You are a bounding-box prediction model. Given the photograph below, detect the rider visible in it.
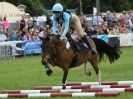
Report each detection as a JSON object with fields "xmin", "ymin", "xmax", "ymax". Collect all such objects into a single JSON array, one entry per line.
[{"xmin": 52, "ymin": 3, "xmax": 97, "ymax": 54}]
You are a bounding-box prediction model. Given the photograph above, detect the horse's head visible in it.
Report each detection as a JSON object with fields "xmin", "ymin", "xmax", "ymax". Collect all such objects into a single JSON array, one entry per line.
[
  {"xmin": 48, "ymin": 34, "xmax": 60, "ymax": 47},
  {"xmin": 40, "ymin": 34, "xmax": 65, "ymax": 56},
  {"xmin": 39, "ymin": 36, "xmax": 49, "ymax": 56}
]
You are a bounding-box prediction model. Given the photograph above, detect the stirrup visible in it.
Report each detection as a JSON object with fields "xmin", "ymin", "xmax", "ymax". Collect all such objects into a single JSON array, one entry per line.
[{"xmin": 90, "ymin": 48, "xmax": 97, "ymax": 55}]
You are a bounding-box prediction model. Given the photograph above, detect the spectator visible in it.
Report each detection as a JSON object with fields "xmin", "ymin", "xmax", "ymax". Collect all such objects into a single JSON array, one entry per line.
[
  {"xmin": 106, "ymin": 11, "xmax": 113, "ymax": 24},
  {"xmin": 118, "ymin": 15, "xmax": 125, "ymax": 26},
  {"xmin": 92, "ymin": 12, "xmax": 103, "ymax": 35},
  {"xmin": 22, "ymin": 32, "xmax": 29, "ymax": 41},
  {"xmin": 78, "ymin": 12, "xmax": 87, "ymax": 25},
  {"xmin": 17, "ymin": 29, "xmax": 23, "ymax": 40},
  {"xmin": 102, "ymin": 14, "xmax": 107, "ymax": 22},
  {"xmin": 32, "ymin": 16, "xmax": 38, "ymax": 27},
  {"xmin": 0, "ymin": 17, "xmax": 2, "ymax": 32},
  {"xmin": 46, "ymin": 12, "xmax": 52, "ymax": 29},
  {"xmin": 32, "ymin": 30, "xmax": 40, "ymax": 40},
  {"xmin": 9, "ymin": 28, "xmax": 19, "ymax": 41},
  {"xmin": 39, "ymin": 28, "xmax": 45, "ymax": 38},
  {"xmin": 119, "ymin": 24, "xmax": 128, "ymax": 34},
  {"xmin": 97, "ymin": 25, "xmax": 104, "ymax": 35},
  {"xmin": 112, "ymin": 25, "xmax": 120, "ymax": 35},
  {"xmin": 0, "ymin": 17, "xmax": 2, "ymax": 21},
  {"xmin": 22, "ymin": 27, "xmax": 33, "ymax": 41},
  {"xmin": 2, "ymin": 17, "xmax": 9, "ymax": 34},
  {"xmin": 20, "ymin": 16, "xmax": 26, "ymax": 31},
  {"xmin": 102, "ymin": 22, "xmax": 109, "ymax": 35},
  {"xmin": 112, "ymin": 12, "xmax": 118, "ymax": 26},
  {"xmin": 108, "ymin": 22, "xmax": 114, "ymax": 34},
  {"xmin": 92, "ymin": 12, "xmax": 103, "ymax": 26},
  {"xmin": 125, "ymin": 16, "xmax": 133, "ymax": 31},
  {"xmin": 85, "ymin": 25, "xmax": 94, "ymax": 36},
  {"xmin": 0, "ymin": 32, "xmax": 7, "ymax": 41},
  {"xmin": 27, "ymin": 17, "xmax": 33, "ymax": 28}
]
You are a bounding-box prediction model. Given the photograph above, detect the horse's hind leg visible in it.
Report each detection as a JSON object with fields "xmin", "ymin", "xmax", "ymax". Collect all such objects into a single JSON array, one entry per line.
[
  {"xmin": 84, "ymin": 61, "xmax": 91, "ymax": 76},
  {"xmin": 89, "ymin": 55, "xmax": 101, "ymax": 85}
]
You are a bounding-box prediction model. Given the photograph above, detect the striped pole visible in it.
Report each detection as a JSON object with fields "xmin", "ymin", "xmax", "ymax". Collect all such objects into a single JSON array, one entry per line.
[
  {"xmin": 0, "ymin": 92, "xmax": 120, "ymax": 98},
  {"xmin": 34, "ymin": 85, "xmax": 133, "ymax": 90},
  {"xmin": 1, "ymin": 88, "xmax": 133, "ymax": 94},
  {"xmin": 66, "ymin": 81, "xmax": 133, "ymax": 86}
]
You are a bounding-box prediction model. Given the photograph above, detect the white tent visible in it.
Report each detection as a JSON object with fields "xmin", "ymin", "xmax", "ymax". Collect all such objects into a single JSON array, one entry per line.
[{"xmin": 0, "ymin": 2, "xmax": 21, "ymax": 21}]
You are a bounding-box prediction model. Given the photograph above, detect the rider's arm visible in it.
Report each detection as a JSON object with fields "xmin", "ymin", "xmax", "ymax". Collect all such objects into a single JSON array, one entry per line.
[
  {"xmin": 61, "ymin": 13, "xmax": 71, "ymax": 37},
  {"xmin": 52, "ymin": 16, "xmax": 57, "ymax": 34}
]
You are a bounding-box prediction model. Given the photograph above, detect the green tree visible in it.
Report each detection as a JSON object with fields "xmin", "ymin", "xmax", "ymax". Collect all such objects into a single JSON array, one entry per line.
[
  {"xmin": 25, "ymin": 0, "xmax": 44, "ymax": 16},
  {"xmin": 1, "ymin": 0, "xmax": 133, "ymax": 15}
]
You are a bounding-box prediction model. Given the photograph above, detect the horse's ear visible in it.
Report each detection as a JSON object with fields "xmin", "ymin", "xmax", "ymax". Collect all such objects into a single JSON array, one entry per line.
[
  {"xmin": 39, "ymin": 37, "xmax": 45, "ymax": 41},
  {"xmin": 39, "ymin": 36, "xmax": 50, "ymax": 41}
]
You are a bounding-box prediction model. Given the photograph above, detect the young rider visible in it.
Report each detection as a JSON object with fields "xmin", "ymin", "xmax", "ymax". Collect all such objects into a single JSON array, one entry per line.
[{"xmin": 52, "ymin": 3, "xmax": 97, "ymax": 54}]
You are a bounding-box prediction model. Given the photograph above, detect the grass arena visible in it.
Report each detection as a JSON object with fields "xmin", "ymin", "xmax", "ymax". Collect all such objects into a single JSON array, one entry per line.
[{"xmin": 0, "ymin": 47, "xmax": 133, "ymax": 99}]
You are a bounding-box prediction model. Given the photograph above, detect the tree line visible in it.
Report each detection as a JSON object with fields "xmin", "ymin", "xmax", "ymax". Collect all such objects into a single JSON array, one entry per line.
[{"xmin": 1, "ymin": 0, "xmax": 133, "ymax": 16}]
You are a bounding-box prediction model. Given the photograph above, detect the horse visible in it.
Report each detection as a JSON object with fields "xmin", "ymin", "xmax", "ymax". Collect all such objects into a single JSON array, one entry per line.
[{"xmin": 40, "ymin": 34, "xmax": 121, "ymax": 89}]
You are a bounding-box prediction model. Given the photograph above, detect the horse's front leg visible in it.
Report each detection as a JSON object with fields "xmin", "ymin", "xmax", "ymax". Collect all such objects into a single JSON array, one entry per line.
[
  {"xmin": 41, "ymin": 60, "xmax": 53, "ymax": 76},
  {"xmin": 62, "ymin": 69, "xmax": 68, "ymax": 89}
]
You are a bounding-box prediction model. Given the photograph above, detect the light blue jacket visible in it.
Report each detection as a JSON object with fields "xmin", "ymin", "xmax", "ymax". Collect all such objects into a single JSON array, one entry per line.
[{"xmin": 52, "ymin": 11, "xmax": 72, "ymax": 37}]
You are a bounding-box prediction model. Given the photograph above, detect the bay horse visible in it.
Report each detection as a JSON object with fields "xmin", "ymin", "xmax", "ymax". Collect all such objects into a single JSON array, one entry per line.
[{"xmin": 40, "ymin": 34, "xmax": 121, "ymax": 89}]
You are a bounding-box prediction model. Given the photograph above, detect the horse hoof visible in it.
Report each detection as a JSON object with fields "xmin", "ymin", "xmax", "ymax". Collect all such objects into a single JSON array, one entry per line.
[
  {"xmin": 85, "ymin": 71, "xmax": 91, "ymax": 76},
  {"xmin": 88, "ymin": 71, "xmax": 91, "ymax": 76},
  {"xmin": 62, "ymin": 85, "xmax": 66, "ymax": 89},
  {"xmin": 46, "ymin": 69, "xmax": 53, "ymax": 76}
]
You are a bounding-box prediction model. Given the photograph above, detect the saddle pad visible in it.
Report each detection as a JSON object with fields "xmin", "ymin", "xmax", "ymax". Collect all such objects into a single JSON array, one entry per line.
[
  {"xmin": 66, "ymin": 41, "xmax": 70, "ymax": 49},
  {"xmin": 76, "ymin": 40, "xmax": 88, "ymax": 50}
]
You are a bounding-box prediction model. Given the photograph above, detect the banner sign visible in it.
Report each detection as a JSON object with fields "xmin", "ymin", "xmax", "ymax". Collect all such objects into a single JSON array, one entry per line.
[
  {"xmin": 96, "ymin": 35, "xmax": 109, "ymax": 43},
  {"xmin": 127, "ymin": 33, "xmax": 133, "ymax": 46},
  {"xmin": 120, "ymin": 34, "xmax": 129, "ymax": 46},
  {"xmin": 22, "ymin": 40, "xmax": 42, "ymax": 55}
]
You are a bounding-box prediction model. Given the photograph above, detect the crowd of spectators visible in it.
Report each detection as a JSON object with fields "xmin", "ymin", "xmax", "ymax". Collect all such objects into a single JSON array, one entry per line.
[
  {"xmin": 1, "ymin": 10, "xmax": 133, "ymax": 42},
  {"xmin": 79, "ymin": 10, "xmax": 133, "ymax": 36},
  {"xmin": 0, "ymin": 13, "xmax": 52, "ymax": 42}
]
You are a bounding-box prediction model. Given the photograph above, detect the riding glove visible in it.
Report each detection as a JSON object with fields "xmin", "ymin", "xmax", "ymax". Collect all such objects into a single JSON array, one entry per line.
[{"xmin": 59, "ymin": 35, "xmax": 67, "ymax": 41}]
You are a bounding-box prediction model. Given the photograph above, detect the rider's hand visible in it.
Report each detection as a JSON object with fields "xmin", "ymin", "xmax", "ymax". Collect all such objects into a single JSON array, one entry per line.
[
  {"xmin": 59, "ymin": 35, "xmax": 67, "ymax": 42},
  {"xmin": 59, "ymin": 35, "xmax": 65, "ymax": 41}
]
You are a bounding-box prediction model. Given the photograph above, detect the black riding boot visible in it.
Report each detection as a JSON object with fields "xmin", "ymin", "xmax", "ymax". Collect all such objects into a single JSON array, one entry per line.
[{"xmin": 82, "ymin": 35, "xmax": 97, "ymax": 55}]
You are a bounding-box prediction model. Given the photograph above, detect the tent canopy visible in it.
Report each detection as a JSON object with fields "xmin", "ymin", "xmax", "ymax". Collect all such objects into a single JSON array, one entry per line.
[{"xmin": 0, "ymin": 2, "xmax": 21, "ymax": 21}]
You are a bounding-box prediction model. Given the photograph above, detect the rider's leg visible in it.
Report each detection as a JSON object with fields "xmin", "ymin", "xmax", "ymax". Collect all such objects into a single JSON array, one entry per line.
[
  {"xmin": 82, "ymin": 35, "xmax": 97, "ymax": 54},
  {"xmin": 72, "ymin": 15, "xmax": 97, "ymax": 54},
  {"xmin": 66, "ymin": 33, "xmax": 78, "ymax": 53}
]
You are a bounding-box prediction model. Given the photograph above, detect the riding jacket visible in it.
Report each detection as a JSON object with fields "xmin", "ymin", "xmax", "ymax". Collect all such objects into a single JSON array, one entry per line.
[{"xmin": 52, "ymin": 11, "xmax": 72, "ymax": 37}]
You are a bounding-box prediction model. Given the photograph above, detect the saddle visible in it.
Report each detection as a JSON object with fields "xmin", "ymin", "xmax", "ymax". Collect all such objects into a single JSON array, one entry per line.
[
  {"xmin": 67, "ymin": 36, "xmax": 89, "ymax": 68},
  {"xmin": 66, "ymin": 33, "xmax": 89, "ymax": 67},
  {"xmin": 66, "ymin": 34, "xmax": 88, "ymax": 53},
  {"xmin": 74, "ymin": 40, "xmax": 88, "ymax": 51}
]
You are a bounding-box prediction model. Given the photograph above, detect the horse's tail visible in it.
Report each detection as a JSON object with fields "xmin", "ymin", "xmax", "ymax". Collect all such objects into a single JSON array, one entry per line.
[{"xmin": 92, "ymin": 37, "xmax": 121, "ymax": 63}]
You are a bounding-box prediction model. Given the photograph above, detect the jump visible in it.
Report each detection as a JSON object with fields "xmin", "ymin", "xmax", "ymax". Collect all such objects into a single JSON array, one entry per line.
[{"xmin": 40, "ymin": 3, "xmax": 121, "ymax": 89}]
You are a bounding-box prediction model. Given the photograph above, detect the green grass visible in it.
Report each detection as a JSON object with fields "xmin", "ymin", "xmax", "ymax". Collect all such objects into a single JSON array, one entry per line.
[{"xmin": 0, "ymin": 47, "xmax": 133, "ymax": 99}]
